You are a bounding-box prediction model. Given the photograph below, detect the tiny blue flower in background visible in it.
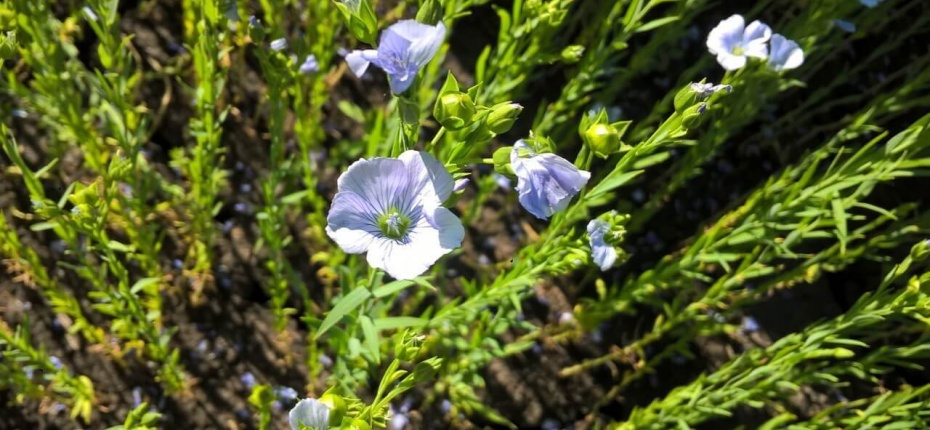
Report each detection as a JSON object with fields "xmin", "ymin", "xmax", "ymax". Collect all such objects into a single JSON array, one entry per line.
[
  {"xmin": 860, "ymin": 0, "xmax": 882, "ymax": 7},
  {"xmin": 510, "ymin": 140, "xmax": 590, "ymax": 220},
  {"xmin": 706, "ymin": 14, "xmax": 771, "ymax": 70},
  {"xmin": 587, "ymin": 219, "xmax": 617, "ymax": 271},
  {"xmin": 767, "ymin": 34, "xmax": 804, "ymax": 72},
  {"xmin": 49, "ymin": 355, "xmax": 63, "ymax": 369},
  {"xmin": 741, "ymin": 316, "xmax": 760, "ymax": 332},
  {"xmin": 275, "ymin": 386, "xmax": 299, "ymax": 401},
  {"xmin": 453, "ymin": 178, "xmax": 470, "ymax": 192},
  {"xmin": 834, "ymin": 20, "xmax": 856, "ymax": 33},
  {"xmin": 289, "ymin": 398, "xmax": 331, "ymax": 430},
  {"xmin": 270, "ymin": 38, "xmax": 288, "ymax": 52},
  {"xmin": 240, "ymin": 372, "xmax": 256, "ymax": 389},
  {"xmin": 345, "ymin": 20, "xmax": 447, "ymax": 94},
  {"xmin": 326, "ymin": 151, "xmax": 464, "ymax": 280},
  {"xmin": 299, "ymin": 55, "xmax": 320, "ymax": 74}
]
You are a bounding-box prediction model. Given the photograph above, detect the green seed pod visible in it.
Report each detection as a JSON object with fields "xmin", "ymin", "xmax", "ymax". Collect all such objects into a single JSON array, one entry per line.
[{"xmin": 434, "ymin": 93, "xmax": 476, "ymax": 130}]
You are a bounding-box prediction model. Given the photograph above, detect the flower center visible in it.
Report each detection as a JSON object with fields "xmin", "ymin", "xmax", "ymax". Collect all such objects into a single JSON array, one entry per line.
[
  {"xmin": 377, "ymin": 209, "xmax": 412, "ymax": 240},
  {"xmin": 730, "ymin": 45, "xmax": 745, "ymax": 56}
]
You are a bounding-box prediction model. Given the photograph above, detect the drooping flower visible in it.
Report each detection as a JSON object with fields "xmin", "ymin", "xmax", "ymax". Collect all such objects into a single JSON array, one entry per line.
[
  {"xmin": 706, "ymin": 14, "xmax": 771, "ymax": 71},
  {"xmin": 345, "ymin": 20, "xmax": 446, "ymax": 94},
  {"xmin": 289, "ymin": 398, "xmax": 330, "ymax": 430},
  {"xmin": 510, "ymin": 140, "xmax": 590, "ymax": 220},
  {"xmin": 326, "ymin": 151, "xmax": 464, "ymax": 280},
  {"xmin": 767, "ymin": 34, "xmax": 804, "ymax": 72},
  {"xmin": 587, "ymin": 219, "xmax": 617, "ymax": 271}
]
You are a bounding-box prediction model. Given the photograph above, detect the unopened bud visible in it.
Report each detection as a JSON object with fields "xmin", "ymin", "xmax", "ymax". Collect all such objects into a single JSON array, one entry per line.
[
  {"xmin": 485, "ymin": 102, "xmax": 523, "ymax": 134},
  {"xmin": 492, "ymin": 146, "xmax": 515, "ymax": 177},
  {"xmin": 560, "ymin": 45, "xmax": 584, "ymax": 63},
  {"xmin": 434, "ymin": 93, "xmax": 476, "ymax": 130},
  {"xmin": 583, "ymin": 123, "xmax": 620, "ymax": 158},
  {"xmin": 680, "ymin": 103, "xmax": 707, "ymax": 129}
]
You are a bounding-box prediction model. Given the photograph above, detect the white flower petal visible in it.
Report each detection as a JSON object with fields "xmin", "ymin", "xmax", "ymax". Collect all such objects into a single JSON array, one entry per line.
[
  {"xmin": 716, "ymin": 52, "xmax": 747, "ymax": 71},
  {"xmin": 706, "ymin": 14, "xmax": 745, "ymax": 55},
  {"xmin": 366, "ymin": 207, "xmax": 463, "ymax": 280},
  {"xmin": 743, "ymin": 20, "xmax": 772, "ymax": 45},
  {"xmin": 345, "ymin": 49, "xmax": 377, "ymax": 77},
  {"xmin": 288, "ymin": 399, "xmax": 330, "ymax": 430}
]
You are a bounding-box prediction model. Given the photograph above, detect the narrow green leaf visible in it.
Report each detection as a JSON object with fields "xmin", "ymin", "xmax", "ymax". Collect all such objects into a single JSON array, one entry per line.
[{"xmin": 316, "ymin": 287, "xmax": 371, "ymax": 338}]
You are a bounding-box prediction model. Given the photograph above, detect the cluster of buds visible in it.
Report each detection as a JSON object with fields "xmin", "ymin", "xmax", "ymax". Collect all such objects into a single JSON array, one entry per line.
[{"xmin": 434, "ymin": 73, "xmax": 523, "ymax": 140}]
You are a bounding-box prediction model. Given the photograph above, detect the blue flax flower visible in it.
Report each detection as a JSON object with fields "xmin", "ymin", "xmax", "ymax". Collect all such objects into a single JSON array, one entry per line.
[
  {"xmin": 289, "ymin": 398, "xmax": 330, "ymax": 430},
  {"xmin": 767, "ymin": 34, "xmax": 804, "ymax": 72},
  {"xmin": 587, "ymin": 219, "xmax": 617, "ymax": 271},
  {"xmin": 510, "ymin": 140, "xmax": 590, "ymax": 220},
  {"xmin": 299, "ymin": 54, "xmax": 320, "ymax": 74},
  {"xmin": 706, "ymin": 14, "xmax": 771, "ymax": 71},
  {"xmin": 326, "ymin": 151, "xmax": 464, "ymax": 280},
  {"xmin": 345, "ymin": 20, "xmax": 446, "ymax": 94}
]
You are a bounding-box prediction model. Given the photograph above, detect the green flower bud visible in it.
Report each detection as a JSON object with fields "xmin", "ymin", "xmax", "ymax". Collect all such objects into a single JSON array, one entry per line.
[
  {"xmin": 560, "ymin": 45, "xmax": 584, "ymax": 63},
  {"xmin": 680, "ymin": 103, "xmax": 707, "ymax": 130},
  {"xmin": 485, "ymin": 102, "xmax": 523, "ymax": 134},
  {"xmin": 434, "ymin": 92, "xmax": 476, "ymax": 130},
  {"xmin": 583, "ymin": 123, "xmax": 620, "ymax": 158},
  {"xmin": 492, "ymin": 145, "xmax": 514, "ymax": 177},
  {"xmin": 319, "ymin": 394, "xmax": 347, "ymax": 426},
  {"xmin": 673, "ymin": 83, "xmax": 700, "ymax": 112},
  {"xmin": 416, "ymin": 0, "xmax": 443, "ymax": 25}
]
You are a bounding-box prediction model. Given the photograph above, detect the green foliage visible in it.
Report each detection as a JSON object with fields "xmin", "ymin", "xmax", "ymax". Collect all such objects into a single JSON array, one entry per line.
[{"xmin": 1, "ymin": 0, "xmax": 929, "ymax": 428}]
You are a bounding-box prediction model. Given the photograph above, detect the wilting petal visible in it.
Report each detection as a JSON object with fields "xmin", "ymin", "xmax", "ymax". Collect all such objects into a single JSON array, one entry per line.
[
  {"xmin": 288, "ymin": 399, "xmax": 330, "ymax": 430},
  {"xmin": 587, "ymin": 219, "xmax": 617, "ymax": 271},
  {"xmin": 768, "ymin": 34, "xmax": 804, "ymax": 71},
  {"xmin": 706, "ymin": 14, "xmax": 744, "ymax": 56}
]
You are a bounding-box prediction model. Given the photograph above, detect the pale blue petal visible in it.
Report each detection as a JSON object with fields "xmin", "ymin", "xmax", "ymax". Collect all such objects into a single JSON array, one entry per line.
[
  {"xmin": 768, "ymin": 34, "xmax": 804, "ymax": 71},
  {"xmin": 326, "ymin": 191, "xmax": 380, "ymax": 253},
  {"xmin": 587, "ymin": 219, "xmax": 617, "ymax": 271},
  {"xmin": 346, "ymin": 50, "xmax": 376, "ymax": 77},
  {"xmin": 511, "ymin": 143, "xmax": 590, "ymax": 220},
  {"xmin": 398, "ymin": 150, "xmax": 454, "ymax": 204},
  {"xmin": 288, "ymin": 399, "xmax": 330, "ymax": 430},
  {"xmin": 375, "ymin": 20, "xmax": 445, "ymax": 93},
  {"xmin": 367, "ymin": 206, "xmax": 462, "ymax": 280},
  {"xmin": 742, "ymin": 20, "xmax": 771, "ymax": 45},
  {"xmin": 706, "ymin": 14, "xmax": 744, "ymax": 56},
  {"xmin": 335, "ymin": 156, "xmax": 409, "ymax": 215}
]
